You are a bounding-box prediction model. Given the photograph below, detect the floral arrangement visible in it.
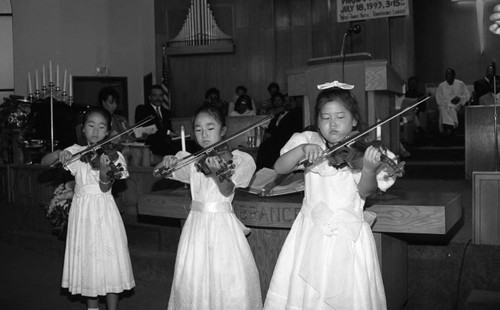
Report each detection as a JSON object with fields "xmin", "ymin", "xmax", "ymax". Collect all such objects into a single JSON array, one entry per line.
[
  {"xmin": 45, "ymin": 181, "xmax": 75, "ymax": 239},
  {"xmin": 0, "ymin": 95, "xmax": 36, "ymax": 163}
]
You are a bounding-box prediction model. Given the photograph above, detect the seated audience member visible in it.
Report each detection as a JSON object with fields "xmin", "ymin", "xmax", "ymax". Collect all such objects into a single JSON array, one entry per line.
[
  {"xmin": 435, "ymin": 68, "xmax": 470, "ymax": 143},
  {"xmin": 228, "ymin": 85, "xmax": 257, "ymax": 113},
  {"xmin": 473, "ymin": 64, "xmax": 499, "ymax": 105},
  {"xmin": 478, "ymin": 77, "xmax": 500, "ymax": 105},
  {"xmin": 98, "ymin": 87, "xmax": 130, "ymax": 142},
  {"xmin": 204, "ymin": 87, "xmax": 228, "ymax": 115},
  {"xmin": 134, "ymin": 84, "xmax": 178, "ymax": 163},
  {"xmin": 229, "ymin": 94, "xmax": 257, "ymax": 116},
  {"xmin": 263, "ymin": 92, "xmax": 286, "ymax": 116},
  {"xmin": 256, "ymin": 94, "xmax": 303, "ymax": 169},
  {"xmin": 260, "ymin": 82, "xmax": 280, "ymax": 115},
  {"xmin": 98, "ymin": 87, "xmax": 142, "ymax": 165}
]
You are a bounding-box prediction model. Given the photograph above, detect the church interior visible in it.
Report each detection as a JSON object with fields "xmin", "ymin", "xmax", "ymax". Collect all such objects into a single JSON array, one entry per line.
[{"xmin": 2, "ymin": 0, "xmax": 500, "ymax": 309}]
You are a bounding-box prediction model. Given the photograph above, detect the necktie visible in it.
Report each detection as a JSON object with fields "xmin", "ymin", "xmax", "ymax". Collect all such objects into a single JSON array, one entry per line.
[{"xmin": 156, "ymin": 106, "xmax": 162, "ymax": 119}]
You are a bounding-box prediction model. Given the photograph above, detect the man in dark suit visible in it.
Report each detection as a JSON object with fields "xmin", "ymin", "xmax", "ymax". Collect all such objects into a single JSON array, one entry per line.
[
  {"xmin": 473, "ymin": 64, "xmax": 498, "ymax": 104},
  {"xmin": 134, "ymin": 84, "xmax": 178, "ymax": 157},
  {"xmin": 256, "ymin": 94, "xmax": 303, "ymax": 169}
]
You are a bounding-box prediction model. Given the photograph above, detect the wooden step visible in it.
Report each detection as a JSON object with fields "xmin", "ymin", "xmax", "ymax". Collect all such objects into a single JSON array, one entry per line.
[{"xmin": 466, "ymin": 290, "xmax": 500, "ymax": 310}]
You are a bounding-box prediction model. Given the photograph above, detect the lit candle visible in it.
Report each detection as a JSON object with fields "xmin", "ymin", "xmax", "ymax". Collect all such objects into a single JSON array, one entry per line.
[
  {"xmin": 35, "ymin": 69, "xmax": 39, "ymax": 90},
  {"xmin": 56, "ymin": 65, "xmax": 59, "ymax": 87},
  {"xmin": 42, "ymin": 65, "xmax": 46, "ymax": 86},
  {"xmin": 69, "ymin": 74, "xmax": 72, "ymax": 96},
  {"xmin": 376, "ymin": 118, "xmax": 382, "ymax": 141},
  {"xmin": 181, "ymin": 125, "xmax": 186, "ymax": 152},
  {"xmin": 49, "ymin": 60, "xmax": 52, "ymax": 82},
  {"xmin": 63, "ymin": 70, "xmax": 67, "ymax": 92},
  {"xmin": 28, "ymin": 72, "xmax": 32, "ymax": 94}
]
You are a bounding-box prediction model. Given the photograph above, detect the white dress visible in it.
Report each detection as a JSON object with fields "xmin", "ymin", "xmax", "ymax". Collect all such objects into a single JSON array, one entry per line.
[
  {"xmin": 61, "ymin": 144, "xmax": 135, "ymax": 297},
  {"xmin": 167, "ymin": 150, "xmax": 262, "ymax": 310},
  {"xmin": 264, "ymin": 132, "xmax": 396, "ymax": 310}
]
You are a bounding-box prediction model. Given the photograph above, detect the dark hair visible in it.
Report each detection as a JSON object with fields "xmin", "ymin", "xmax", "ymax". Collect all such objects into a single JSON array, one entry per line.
[
  {"xmin": 98, "ymin": 87, "xmax": 119, "ymax": 105},
  {"xmin": 235, "ymin": 85, "xmax": 247, "ymax": 93},
  {"xmin": 204, "ymin": 87, "xmax": 220, "ymax": 99},
  {"xmin": 150, "ymin": 84, "xmax": 163, "ymax": 94},
  {"xmin": 314, "ymin": 87, "xmax": 361, "ymax": 131},
  {"xmin": 271, "ymin": 92, "xmax": 285, "ymax": 105},
  {"xmin": 267, "ymin": 82, "xmax": 280, "ymax": 93},
  {"xmin": 82, "ymin": 106, "xmax": 112, "ymax": 131},
  {"xmin": 234, "ymin": 94, "xmax": 253, "ymax": 111},
  {"xmin": 193, "ymin": 103, "xmax": 226, "ymax": 128}
]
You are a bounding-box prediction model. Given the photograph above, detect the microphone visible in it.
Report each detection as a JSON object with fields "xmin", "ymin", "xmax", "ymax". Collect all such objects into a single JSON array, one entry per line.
[
  {"xmin": 346, "ymin": 24, "xmax": 361, "ymax": 36},
  {"xmin": 492, "ymin": 59, "xmax": 496, "ymax": 76}
]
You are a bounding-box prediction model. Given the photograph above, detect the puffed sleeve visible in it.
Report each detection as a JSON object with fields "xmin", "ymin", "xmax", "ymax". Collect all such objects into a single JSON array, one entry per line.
[
  {"xmin": 230, "ymin": 150, "xmax": 256, "ymax": 188},
  {"xmin": 352, "ymin": 149, "xmax": 398, "ymax": 192},
  {"xmin": 63, "ymin": 144, "xmax": 85, "ymax": 176},
  {"xmin": 169, "ymin": 150, "xmax": 192, "ymax": 184},
  {"xmin": 280, "ymin": 132, "xmax": 309, "ymax": 155},
  {"xmin": 115, "ymin": 151, "xmax": 129, "ymax": 179}
]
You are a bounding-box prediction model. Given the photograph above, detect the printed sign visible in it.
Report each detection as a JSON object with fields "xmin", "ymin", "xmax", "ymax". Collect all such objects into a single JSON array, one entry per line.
[{"xmin": 337, "ymin": 0, "xmax": 409, "ymax": 22}]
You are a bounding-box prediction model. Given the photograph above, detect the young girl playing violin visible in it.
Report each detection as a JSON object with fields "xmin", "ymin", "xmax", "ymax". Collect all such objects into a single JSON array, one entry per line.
[
  {"xmin": 264, "ymin": 83, "xmax": 397, "ymax": 310},
  {"xmin": 42, "ymin": 106, "xmax": 134, "ymax": 310},
  {"xmin": 154, "ymin": 104, "xmax": 262, "ymax": 310}
]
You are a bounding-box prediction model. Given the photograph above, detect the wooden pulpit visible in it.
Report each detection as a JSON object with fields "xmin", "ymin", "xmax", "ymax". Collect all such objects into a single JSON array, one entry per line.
[{"xmin": 287, "ymin": 59, "xmax": 405, "ymax": 153}]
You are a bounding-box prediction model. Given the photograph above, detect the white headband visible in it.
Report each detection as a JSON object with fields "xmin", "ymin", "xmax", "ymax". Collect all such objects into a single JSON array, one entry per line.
[{"xmin": 317, "ymin": 81, "xmax": 355, "ymax": 90}]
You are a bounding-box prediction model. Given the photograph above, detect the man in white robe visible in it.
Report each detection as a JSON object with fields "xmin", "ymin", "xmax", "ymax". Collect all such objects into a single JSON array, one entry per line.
[{"xmin": 435, "ymin": 68, "xmax": 470, "ymax": 141}]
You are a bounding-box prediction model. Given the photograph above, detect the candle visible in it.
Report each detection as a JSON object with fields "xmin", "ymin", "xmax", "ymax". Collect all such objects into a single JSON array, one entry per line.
[
  {"xmin": 42, "ymin": 65, "xmax": 46, "ymax": 86},
  {"xmin": 28, "ymin": 72, "xmax": 32, "ymax": 94},
  {"xmin": 181, "ymin": 125, "xmax": 186, "ymax": 152},
  {"xmin": 63, "ymin": 70, "xmax": 67, "ymax": 92},
  {"xmin": 69, "ymin": 74, "xmax": 72, "ymax": 96},
  {"xmin": 35, "ymin": 69, "xmax": 39, "ymax": 90},
  {"xmin": 49, "ymin": 60, "xmax": 52, "ymax": 82},
  {"xmin": 56, "ymin": 65, "xmax": 59, "ymax": 87},
  {"xmin": 376, "ymin": 118, "xmax": 382, "ymax": 141}
]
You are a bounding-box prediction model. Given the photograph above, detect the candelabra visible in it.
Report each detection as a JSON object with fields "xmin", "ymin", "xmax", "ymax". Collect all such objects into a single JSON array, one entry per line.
[{"xmin": 27, "ymin": 62, "xmax": 73, "ymax": 152}]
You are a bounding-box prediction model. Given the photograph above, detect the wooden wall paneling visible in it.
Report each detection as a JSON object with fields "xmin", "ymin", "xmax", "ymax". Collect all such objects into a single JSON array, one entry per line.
[
  {"xmin": 0, "ymin": 165, "xmax": 9, "ymax": 203},
  {"xmin": 465, "ymin": 106, "xmax": 500, "ymax": 179},
  {"xmin": 289, "ymin": 0, "xmax": 313, "ymax": 70},
  {"xmin": 365, "ymin": 18, "xmax": 390, "ymax": 60},
  {"xmin": 473, "ymin": 172, "xmax": 500, "ymax": 245},
  {"xmin": 310, "ymin": 0, "xmax": 337, "ymax": 59},
  {"xmin": 388, "ymin": 2, "xmax": 414, "ymax": 82}
]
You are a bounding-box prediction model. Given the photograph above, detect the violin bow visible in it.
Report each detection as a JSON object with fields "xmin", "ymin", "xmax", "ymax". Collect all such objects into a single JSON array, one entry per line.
[
  {"xmin": 153, "ymin": 115, "xmax": 273, "ymax": 177},
  {"xmin": 300, "ymin": 95, "xmax": 431, "ymax": 168},
  {"xmin": 50, "ymin": 115, "xmax": 155, "ymax": 167}
]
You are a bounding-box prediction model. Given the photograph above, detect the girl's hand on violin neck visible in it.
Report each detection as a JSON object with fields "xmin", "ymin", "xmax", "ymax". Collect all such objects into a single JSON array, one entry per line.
[
  {"xmin": 157, "ymin": 155, "xmax": 178, "ymax": 171},
  {"xmin": 59, "ymin": 150, "xmax": 72, "ymax": 164},
  {"xmin": 362, "ymin": 146, "xmax": 382, "ymax": 173},
  {"xmin": 99, "ymin": 154, "xmax": 112, "ymax": 175},
  {"xmin": 301, "ymin": 144, "xmax": 323, "ymax": 164}
]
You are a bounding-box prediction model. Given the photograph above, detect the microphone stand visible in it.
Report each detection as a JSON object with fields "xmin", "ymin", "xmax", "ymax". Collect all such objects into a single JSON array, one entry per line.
[{"xmin": 493, "ymin": 63, "xmax": 499, "ymax": 171}]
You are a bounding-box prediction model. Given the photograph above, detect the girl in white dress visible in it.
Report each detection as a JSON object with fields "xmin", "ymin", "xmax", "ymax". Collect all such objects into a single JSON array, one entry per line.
[
  {"xmin": 264, "ymin": 83, "xmax": 397, "ymax": 310},
  {"xmin": 155, "ymin": 104, "xmax": 262, "ymax": 310},
  {"xmin": 45, "ymin": 107, "xmax": 135, "ymax": 310}
]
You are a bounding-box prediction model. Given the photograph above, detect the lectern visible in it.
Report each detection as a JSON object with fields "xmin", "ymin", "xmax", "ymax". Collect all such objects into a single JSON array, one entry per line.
[{"xmin": 287, "ymin": 59, "xmax": 405, "ymax": 153}]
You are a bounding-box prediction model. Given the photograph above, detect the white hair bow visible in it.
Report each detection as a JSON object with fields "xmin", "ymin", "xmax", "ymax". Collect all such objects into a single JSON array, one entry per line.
[{"xmin": 317, "ymin": 81, "xmax": 355, "ymax": 90}]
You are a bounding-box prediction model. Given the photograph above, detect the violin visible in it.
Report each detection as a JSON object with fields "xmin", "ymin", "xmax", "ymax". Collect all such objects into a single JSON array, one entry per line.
[
  {"xmin": 79, "ymin": 143, "xmax": 125, "ymax": 180},
  {"xmin": 324, "ymin": 132, "xmax": 405, "ymax": 177},
  {"xmin": 194, "ymin": 143, "xmax": 235, "ymax": 183},
  {"xmin": 153, "ymin": 115, "xmax": 273, "ymax": 177},
  {"xmin": 299, "ymin": 96, "xmax": 430, "ymax": 175},
  {"xmin": 51, "ymin": 115, "xmax": 155, "ymax": 168}
]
